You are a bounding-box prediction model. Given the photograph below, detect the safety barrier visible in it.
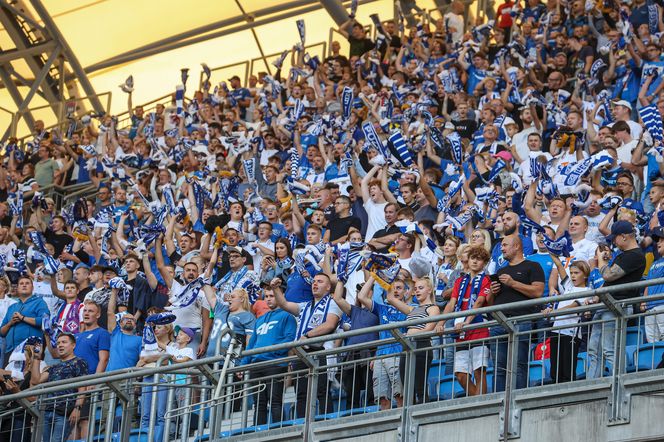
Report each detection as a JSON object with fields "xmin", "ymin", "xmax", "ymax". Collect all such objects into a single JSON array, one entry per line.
[{"xmin": 2, "ymin": 278, "xmax": 664, "ymax": 441}]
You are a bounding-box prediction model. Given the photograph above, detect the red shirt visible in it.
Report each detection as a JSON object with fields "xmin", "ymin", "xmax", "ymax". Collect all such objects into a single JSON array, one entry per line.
[
  {"xmin": 496, "ymin": 1, "xmax": 516, "ymax": 28},
  {"xmin": 450, "ymin": 275, "xmax": 491, "ymax": 342}
]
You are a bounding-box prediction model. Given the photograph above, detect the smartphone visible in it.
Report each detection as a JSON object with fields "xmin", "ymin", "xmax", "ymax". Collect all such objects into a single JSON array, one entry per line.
[{"xmin": 490, "ymin": 274, "xmax": 501, "ymax": 283}]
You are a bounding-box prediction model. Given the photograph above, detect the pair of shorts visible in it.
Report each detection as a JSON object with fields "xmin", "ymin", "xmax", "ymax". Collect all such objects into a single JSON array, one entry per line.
[
  {"xmin": 372, "ymin": 356, "xmax": 402, "ymax": 400},
  {"xmin": 453, "ymin": 345, "xmax": 489, "ymax": 374}
]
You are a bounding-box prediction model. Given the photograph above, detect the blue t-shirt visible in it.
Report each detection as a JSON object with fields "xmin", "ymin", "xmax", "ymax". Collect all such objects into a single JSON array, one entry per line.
[
  {"xmin": 74, "ymin": 327, "xmax": 111, "ymax": 375},
  {"xmin": 646, "ymin": 258, "xmax": 664, "ymax": 310},
  {"xmin": 372, "ymin": 302, "xmax": 407, "ymax": 356},
  {"xmin": 106, "ymin": 326, "xmax": 142, "ymax": 372},
  {"xmin": 284, "ymin": 263, "xmax": 319, "ymax": 303},
  {"xmin": 527, "ymin": 253, "xmax": 555, "ymax": 297},
  {"xmin": 345, "ymin": 305, "xmax": 379, "ymax": 346},
  {"xmin": 0, "ymin": 295, "xmax": 50, "ymax": 353},
  {"xmin": 207, "ymin": 302, "xmax": 256, "ymax": 357},
  {"xmin": 270, "ymin": 223, "xmax": 288, "ymax": 243}
]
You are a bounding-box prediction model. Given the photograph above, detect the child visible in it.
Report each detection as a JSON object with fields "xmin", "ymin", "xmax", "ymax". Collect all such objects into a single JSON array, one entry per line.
[
  {"xmin": 169, "ymin": 326, "xmax": 196, "ymax": 409},
  {"xmin": 544, "ymin": 254, "xmax": 590, "ymax": 383},
  {"xmin": 441, "ymin": 245, "xmax": 492, "ymax": 396}
]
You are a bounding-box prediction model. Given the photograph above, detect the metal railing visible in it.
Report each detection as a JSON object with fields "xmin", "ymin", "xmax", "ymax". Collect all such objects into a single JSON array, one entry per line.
[{"xmin": 3, "ymin": 278, "xmax": 664, "ymax": 442}]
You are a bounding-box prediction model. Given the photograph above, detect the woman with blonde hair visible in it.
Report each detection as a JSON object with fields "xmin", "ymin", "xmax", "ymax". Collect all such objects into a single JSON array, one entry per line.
[
  {"xmin": 137, "ymin": 311, "xmax": 176, "ymax": 442},
  {"xmin": 388, "ymin": 276, "xmax": 440, "ymax": 404},
  {"xmin": 469, "ymin": 229, "xmax": 492, "ymax": 254}
]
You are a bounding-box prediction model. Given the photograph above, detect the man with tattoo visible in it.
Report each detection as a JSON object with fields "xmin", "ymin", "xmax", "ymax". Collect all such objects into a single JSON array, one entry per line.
[{"xmin": 586, "ymin": 221, "xmax": 646, "ymax": 379}]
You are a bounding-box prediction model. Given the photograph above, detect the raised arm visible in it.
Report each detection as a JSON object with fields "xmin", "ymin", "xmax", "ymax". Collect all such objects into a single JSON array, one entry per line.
[
  {"xmin": 356, "ymin": 275, "xmax": 375, "ymax": 311},
  {"xmin": 360, "ymin": 165, "xmax": 380, "ymax": 202},
  {"xmin": 331, "ymin": 280, "xmax": 352, "ymax": 316},
  {"xmin": 270, "ymin": 277, "xmax": 299, "ymax": 316},
  {"xmin": 154, "ymin": 236, "xmax": 173, "ymax": 289}
]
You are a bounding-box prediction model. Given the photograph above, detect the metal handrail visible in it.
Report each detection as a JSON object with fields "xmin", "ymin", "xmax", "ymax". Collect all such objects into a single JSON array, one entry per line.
[{"xmin": 2, "ymin": 276, "xmax": 663, "ymax": 405}]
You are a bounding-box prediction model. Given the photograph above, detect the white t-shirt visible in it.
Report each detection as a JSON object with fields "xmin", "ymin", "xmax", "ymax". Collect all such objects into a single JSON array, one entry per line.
[
  {"xmin": 554, "ymin": 279, "xmax": 587, "ymax": 337},
  {"xmin": 443, "ymin": 12, "xmax": 464, "ymax": 43},
  {"xmin": 570, "ymin": 237, "xmax": 598, "ymax": 263},
  {"xmin": 0, "ymin": 243, "xmax": 16, "ymax": 265},
  {"xmin": 296, "ymin": 297, "xmax": 342, "ymax": 339},
  {"xmin": 363, "ymin": 199, "xmax": 387, "ymax": 241},
  {"xmin": 512, "ymin": 126, "xmax": 539, "ymax": 162},
  {"xmin": 168, "ymin": 280, "xmax": 210, "ymax": 329},
  {"xmin": 167, "ymin": 345, "xmax": 195, "ymax": 362},
  {"xmin": 33, "ymin": 280, "xmax": 62, "ymax": 315},
  {"xmin": 617, "ymin": 139, "xmax": 638, "ymax": 165},
  {"xmin": 585, "ymin": 214, "xmax": 605, "ymax": 244},
  {"xmin": 250, "ymin": 239, "xmax": 275, "ymax": 273},
  {"xmin": 0, "ymin": 296, "xmax": 17, "ymax": 325},
  {"xmin": 140, "ymin": 342, "xmax": 178, "ymax": 368}
]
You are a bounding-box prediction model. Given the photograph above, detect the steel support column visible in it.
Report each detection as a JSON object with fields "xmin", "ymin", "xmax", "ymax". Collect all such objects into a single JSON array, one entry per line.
[
  {"xmin": 29, "ymin": 0, "xmax": 104, "ymax": 114},
  {"xmin": 319, "ymin": 0, "xmax": 350, "ymax": 26}
]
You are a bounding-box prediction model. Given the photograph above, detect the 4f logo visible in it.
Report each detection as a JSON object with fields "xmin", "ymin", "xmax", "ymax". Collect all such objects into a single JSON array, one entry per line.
[{"xmin": 256, "ymin": 320, "xmax": 278, "ymax": 335}]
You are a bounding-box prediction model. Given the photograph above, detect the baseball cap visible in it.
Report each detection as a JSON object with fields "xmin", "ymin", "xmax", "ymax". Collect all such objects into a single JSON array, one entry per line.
[
  {"xmin": 228, "ymin": 75, "xmax": 241, "ymax": 82},
  {"xmin": 606, "ymin": 220, "xmax": 635, "ymax": 242},
  {"xmin": 492, "ymin": 150, "xmax": 513, "ymax": 162},
  {"xmin": 174, "ymin": 326, "xmax": 195, "ymax": 342},
  {"xmin": 503, "ymin": 117, "xmax": 517, "ymax": 126},
  {"xmin": 227, "ymin": 246, "xmax": 244, "ymax": 255},
  {"xmin": 651, "ymin": 226, "xmax": 664, "ymax": 240},
  {"xmin": 612, "ymin": 100, "xmax": 632, "ymax": 110}
]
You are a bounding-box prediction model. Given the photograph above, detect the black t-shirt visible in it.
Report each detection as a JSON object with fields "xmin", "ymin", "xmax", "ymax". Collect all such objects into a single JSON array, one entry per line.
[
  {"xmin": 371, "ymin": 224, "xmax": 401, "ymax": 253},
  {"xmin": 348, "ymin": 36, "xmax": 374, "ymax": 58},
  {"xmin": 327, "ymin": 216, "xmax": 362, "ymax": 242},
  {"xmin": 44, "ymin": 229, "xmax": 73, "ymax": 257},
  {"xmin": 495, "ymin": 259, "xmax": 545, "ymax": 317},
  {"xmin": 604, "ymin": 248, "xmax": 646, "ymax": 300},
  {"xmin": 453, "ymin": 119, "xmax": 478, "ymax": 140}
]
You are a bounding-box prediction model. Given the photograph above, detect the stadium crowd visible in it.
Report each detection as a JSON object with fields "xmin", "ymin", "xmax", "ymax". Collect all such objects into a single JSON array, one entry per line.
[{"xmin": 2, "ymin": 0, "xmax": 664, "ymax": 439}]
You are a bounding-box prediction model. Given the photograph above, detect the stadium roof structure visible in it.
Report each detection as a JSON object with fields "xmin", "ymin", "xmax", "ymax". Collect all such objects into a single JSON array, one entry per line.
[{"xmin": 0, "ymin": 0, "xmax": 435, "ymax": 137}]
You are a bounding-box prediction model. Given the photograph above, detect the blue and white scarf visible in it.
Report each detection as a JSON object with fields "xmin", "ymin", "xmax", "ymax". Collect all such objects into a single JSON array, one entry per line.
[
  {"xmin": 171, "ymin": 277, "xmax": 206, "ymax": 309},
  {"xmin": 542, "ymin": 231, "xmax": 574, "ymax": 258},
  {"xmin": 455, "ymin": 273, "xmax": 486, "ymax": 322},
  {"xmin": 296, "ymin": 295, "xmax": 332, "ymax": 339}
]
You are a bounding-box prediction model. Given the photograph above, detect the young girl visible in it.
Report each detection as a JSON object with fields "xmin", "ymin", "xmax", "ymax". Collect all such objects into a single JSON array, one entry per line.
[
  {"xmin": 388, "ymin": 277, "xmax": 440, "ymax": 404},
  {"xmin": 544, "ymin": 255, "xmax": 591, "ymax": 384}
]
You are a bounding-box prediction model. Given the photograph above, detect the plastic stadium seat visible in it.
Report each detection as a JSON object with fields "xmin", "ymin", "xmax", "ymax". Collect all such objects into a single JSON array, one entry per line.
[
  {"xmin": 91, "ymin": 430, "xmax": 149, "ymax": 442},
  {"xmin": 435, "ymin": 374, "xmax": 465, "ymax": 400},
  {"xmin": 626, "ymin": 326, "xmax": 645, "ymax": 346},
  {"xmin": 576, "ymin": 352, "xmax": 587, "ymax": 380},
  {"xmin": 625, "ymin": 345, "xmax": 637, "ymax": 373},
  {"xmin": 528, "ymin": 360, "xmax": 552, "ymax": 387},
  {"xmin": 315, "ymin": 404, "xmax": 379, "ymax": 420},
  {"xmin": 427, "ymin": 360, "xmax": 446, "ymax": 398},
  {"xmin": 636, "ymin": 342, "xmax": 664, "ymax": 371}
]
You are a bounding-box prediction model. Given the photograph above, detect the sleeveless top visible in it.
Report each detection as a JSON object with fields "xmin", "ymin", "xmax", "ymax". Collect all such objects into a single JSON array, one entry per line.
[{"xmin": 407, "ymin": 303, "xmax": 435, "ymax": 331}]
